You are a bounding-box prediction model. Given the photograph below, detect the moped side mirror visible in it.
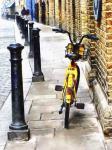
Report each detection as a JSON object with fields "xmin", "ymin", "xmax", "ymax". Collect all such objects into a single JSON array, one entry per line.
[{"xmin": 86, "ymin": 34, "xmax": 99, "ymax": 41}]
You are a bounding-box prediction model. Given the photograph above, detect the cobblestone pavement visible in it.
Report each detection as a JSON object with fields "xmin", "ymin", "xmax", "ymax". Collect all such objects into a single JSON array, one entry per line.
[{"xmin": 0, "ymin": 18, "xmax": 15, "ymax": 110}]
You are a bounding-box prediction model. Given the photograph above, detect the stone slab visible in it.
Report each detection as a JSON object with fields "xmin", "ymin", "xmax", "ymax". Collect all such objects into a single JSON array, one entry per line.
[
  {"xmin": 0, "ymin": 121, "xmax": 10, "ymax": 132},
  {"xmin": 32, "ymin": 98, "xmax": 62, "ymax": 106},
  {"xmin": 29, "ymin": 120, "xmax": 63, "ymax": 129},
  {"xmin": 41, "ymin": 112, "xmax": 64, "ymax": 121},
  {"xmin": 0, "ymin": 146, "xmax": 5, "ymax": 150},
  {"xmin": 5, "ymin": 136, "xmax": 37, "ymax": 150},
  {"xmin": 27, "ymin": 113, "xmax": 41, "ymax": 121},
  {"xmin": 0, "ymin": 132, "xmax": 7, "ymax": 146},
  {"xmin": 69, "ymin": 117, "xmax": 99, "ymax": 131},
  {"xmin": 31, "ymin": 128, "xmax": 55, "ymax": 138},
  {"xmin": 36, "ymin": 132, "xmax": 105, "ymax": 150},
  {"xmin": 70, "ymin": 103, "xmax": 98, "ymax": 118},
  {"xmin": 24, "ymin": 100, "xmax": 32, "ymax": 116},
  {"xmin": 28, "ymin": 82, "xmax": 56, "ymax": 95},
  {"xmin": 26, "ymin": 82, "xmax": 56, "ymax": 100},
  {"xmin": 30, "ymin": 105, "xmax": 60, "ymax": 114},
  {"xmin": 106, "ymin": 139, "xmax": 112, "ymax": 150},
  {"xmin": 27, "ymin": 94, "xmax": 56, "ymax": 101}
]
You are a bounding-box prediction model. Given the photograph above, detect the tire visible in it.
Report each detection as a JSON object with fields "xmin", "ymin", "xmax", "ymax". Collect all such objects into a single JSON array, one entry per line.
[
  {"xmin": 64, "ymin": 102, "xmax": 70, "ymax": 129},
  {"xmin": 75, "ymin": 65, "xmax": 80, "ymax": 93}
]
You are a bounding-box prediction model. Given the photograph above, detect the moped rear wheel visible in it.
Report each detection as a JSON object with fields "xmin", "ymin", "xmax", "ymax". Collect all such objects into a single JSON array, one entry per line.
[{"xmin": 64, "ymin": 102, "xmax": 70, "ymax": 129}]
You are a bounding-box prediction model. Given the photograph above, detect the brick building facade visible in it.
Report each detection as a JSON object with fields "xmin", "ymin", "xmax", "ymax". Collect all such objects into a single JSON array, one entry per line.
[{"xmin": 36, "ymin": 0, "xmax": 112, "ymax": 135}]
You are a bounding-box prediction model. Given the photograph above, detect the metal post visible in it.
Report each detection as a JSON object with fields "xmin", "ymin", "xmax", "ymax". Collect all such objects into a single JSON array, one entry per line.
[
  {"xmin": 15, "ymin": 14, "xmax": 19, "ymax": 25},
  {"xmin": 32, "ymin": 28, "xmax": 44, "ymax": 82},
  {"xmin": 18, "ymin": 15, "xmax": 22, "ymax": 31},
  {"xmin": 28, "ymin": 21, "xmax": 34, "ymax": 58},
  {"xmin": 21, "ymin": 18, "xmax": 25, "ymax": 38},
  {"xmin": 19, "ymin": 17, "xmax": 25, "ymax": 38},
  {"xmin": 24, "ymin": 19, "xmax": 29, "ymax": 46},
  {"xmin": 7, "ymin": 43, "xmax": 30, "ymax": 141}
]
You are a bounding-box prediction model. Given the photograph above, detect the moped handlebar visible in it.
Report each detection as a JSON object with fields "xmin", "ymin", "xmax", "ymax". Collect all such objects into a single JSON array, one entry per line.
[
  {"xmin": 78, "ymin": 34, "xmax": 99, "ymax": 44},
  {"xmin": 52, "ymin": 28, "xmax": 99, "ymax": 44},
  {"xmin": 52, "ymin": 28, "xmax": 67, "ymax": 33},
  {"xmin": 52, "ymin": 28, "xmax": 73, "ymax": 43}
]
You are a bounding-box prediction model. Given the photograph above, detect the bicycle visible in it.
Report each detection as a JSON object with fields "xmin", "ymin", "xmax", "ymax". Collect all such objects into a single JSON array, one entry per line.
[{"xmin": 52, "ymin": 28, "xmax": 98, "ymax": 129}]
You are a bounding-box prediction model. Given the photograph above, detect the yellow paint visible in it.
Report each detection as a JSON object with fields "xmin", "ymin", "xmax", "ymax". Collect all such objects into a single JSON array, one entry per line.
[
  {"xmin": 63, "ymin": 63, "xmax": 78, "ymax": 104},
  {"xmin": 79, "ymin": 45, "xmax": 85, "ymax": 56}
]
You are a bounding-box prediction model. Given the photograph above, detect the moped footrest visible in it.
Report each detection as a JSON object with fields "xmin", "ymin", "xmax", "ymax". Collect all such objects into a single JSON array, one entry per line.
[
  {"xmin": 55, "ymin": 85, "xmax": 63, "ymax": 91},
  {"xmin": 75, "ymin": 103, "xmax": 85, "ymax": 109}
]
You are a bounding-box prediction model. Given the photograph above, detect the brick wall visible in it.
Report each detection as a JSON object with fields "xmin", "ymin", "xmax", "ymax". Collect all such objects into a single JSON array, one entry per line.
[
  {"xmin": 49, "ymin": 0, "xmax": 55, "ymax": 26},
  {"xmin": 38, "ymin": 0, "xmax": 42, "ymax": 23},
  {"xmin": 61, "ymin": 0, "xmax": 66, "ymax": 29},
  {"xmin": 54, "ymin": 0, "xmax": 59, "ymax": 27},
  {"xmin": 87, "ymin": 0, "xmax": 112, "ymax": 103},
  {"xmin": 46, "ymin": 0, "xmax": 49, "ymax": 25},
  {"xmin": 104, "ymin": 0, "xmax": 112, "ymax": 102},
  {"xmin": 87, "ymin": 0, "xmax": 96, "ymax": 69}
]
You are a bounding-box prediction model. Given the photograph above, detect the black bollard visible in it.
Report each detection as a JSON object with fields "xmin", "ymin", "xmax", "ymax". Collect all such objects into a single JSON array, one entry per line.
[
  {"xmin": 7, "ymin": 43, "xmax": 30, "ymax": 141},
  {"xmin": 24, "ymin": 19, "xmax": 29, "ymax": 46},
  {"xmin": 21, "ymin": 18, "xmax": 25, "ymax": 38},
  {"xmin": 28, "ymin": 21, "xmax": 34, "ymax": 58},
  {"xmin": 32, "ymin": 28, "xmax": 44, "ymax": 82},
  {"xmin": 19, "ymin": 16, "xmax": 23, "ymax": 33},
  {"xmin": 15, "ymin": 14, "xmax": 19, "ymax": 25},
  {"xmin": 17, "ymin": 15, "xmax": 21, "ymax": 30}
]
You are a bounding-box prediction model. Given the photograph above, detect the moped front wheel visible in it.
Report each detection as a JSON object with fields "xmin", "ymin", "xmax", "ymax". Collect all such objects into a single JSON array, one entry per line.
[{"xmin": 64, "ymin": 102, "xmax": 70, "ymax": 129}]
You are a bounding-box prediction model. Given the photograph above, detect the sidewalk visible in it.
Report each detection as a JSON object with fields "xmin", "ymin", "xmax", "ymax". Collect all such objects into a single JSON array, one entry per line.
[
  {"xmin": 0, "ymin": 19, "xmax": 32, "ymax": 150},
  {"xmin": 4, "ymin": 22, "xmax": 110, "ymax": 150}
]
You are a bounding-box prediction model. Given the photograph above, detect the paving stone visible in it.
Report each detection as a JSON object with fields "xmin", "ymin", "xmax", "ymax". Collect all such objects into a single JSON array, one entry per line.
[
  {"xmin": 29, "ymin": 120, "xmax": 63, "ymax": 129},
  {"xmin": 70, "ymin": 103, "xmax": 97, "ymax": 118},
  {"xmin": 28, "ymin": 94, "xmax": 56, "ymax": 100},
  {"xmin": 76, "ymin": 97, "xmax": 93, "ymax": 103},
  {"xmin": 27, "ymin": 82, "xmax": 56, "ymax": 100},
  {"xmin": 81, "ymin": 133, "xmax": 105, "ymax": 150},
  {"xmin": 36, "ymin": 132, "xmax": 105, "ymax": 150},
  {"xmin": 41, "ymin": 112, "xmax": 64, "ymax": 121},
  {"xmin": 27, "ymin": 113, "xmax": 41, "ymax": 121},
  {"xmin": 32, "ymin": 98, "xmax": 62, "ymax": 106},
  {"xmin": 24, "ymin": 100, "xmax": 32, "ymax": 116},
  {"xmin": 0, "ymin": 121, "xmax": 10, "ymax": 132},
  {"xmin": 5, "ymin": 136, "xmax": 37, "ymax": 150},
  {"xmin": 0, "ymin": 102, "xmax": 4, "ymax": 110},
  {"xmin": 77, "ymin": 91, "xmax": 90, "ymax": 98},
  {"xmin": 106, "ymin": 139, "xmax": 112, "ymax": 150},
  {"xmin": 30, "ymin": 105, "xmax": 60, "ymax": 114},
  {"xmin": 0, "ymin": 146, "xmax": 5, "ymax": 150},
  {"xmin": 29, "ymin": 82, "xmax": 56, "ymax": 95},
  {"xmin": 0, "ymin": 113, "xmax": 11, "ymax": 121},
  {"xmin": 31, "ymin": 128, "xmax": 55, "ymax": 137},
  {"xmin": 69, "ymin": 117, "xmax": 99, "ymax": 130},
  {"xmin": 0, "ymin": 132, "xmax": 7, "ymax": 146},
  {"xmin": 0, "ymin": 95, "xmax": 7, "ymax": 102}
]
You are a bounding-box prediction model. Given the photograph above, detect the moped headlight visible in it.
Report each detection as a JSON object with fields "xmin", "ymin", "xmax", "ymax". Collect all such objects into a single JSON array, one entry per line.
[{"xmin": 79, "ymin": 45, "xmax": 85, "ymax": 56}]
